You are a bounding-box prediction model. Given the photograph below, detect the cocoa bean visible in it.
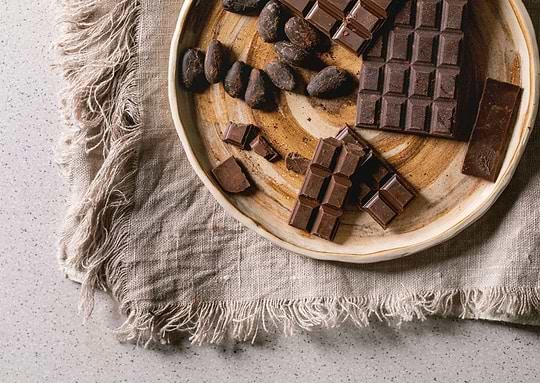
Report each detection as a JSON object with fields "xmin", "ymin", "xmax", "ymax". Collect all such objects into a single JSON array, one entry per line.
[
  {"xmin": 257, "ymin": 1, "xmax": 284, "ymax": 43},
  {"xmin": 284, "ymin": 17, "xmax": 321, "ymax": 51},
  {"xmin": 273, "ymin": 41, "xmax": 312, "ymax": 68},
  {"xmin": 204, "ymin": 40, "xmax": 228, "ymax": 84},
  {"xmin": 222, "ymin": 0, "xmax": 268, "ymax": 14},
  {"xmin": 245, "ymin": 69, "xmax": 272, "ymax": 109},
  {"xmin": 306, "ymin": 66, "xmax": 352, "ymax": 98},
  {"xmin": 180, "ymin": 48, "xmax": 207, "ymax": 91},
  {"xmin": 265, "ymin": 60, "xmax": 297, "ymax": 91},
  {"xmin": 224, "ymin": 61, "xmax": 252, "ymax": 99}
]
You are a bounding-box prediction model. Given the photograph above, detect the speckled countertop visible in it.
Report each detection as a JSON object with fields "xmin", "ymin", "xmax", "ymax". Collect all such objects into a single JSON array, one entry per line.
[{"xmin": 1, "ymin": 1, "xmax": 539, "ymax": 382}]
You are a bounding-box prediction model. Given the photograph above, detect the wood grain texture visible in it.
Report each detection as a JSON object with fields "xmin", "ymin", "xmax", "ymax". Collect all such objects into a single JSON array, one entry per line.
[{"xmin": 169, "ymin": 0, "xmax": 539, "ymax": 263}]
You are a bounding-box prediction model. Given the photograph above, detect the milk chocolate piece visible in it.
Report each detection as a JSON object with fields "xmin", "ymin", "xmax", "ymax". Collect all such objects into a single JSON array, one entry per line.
[
  {"xmin": 289, "ymin": 137, "xmax": 366, "ymax": 241},
  {"xmin": 278, "ymin": 0, "xmax": 403, "ymax": 55},
  {"xmin": 286, "ymin": 152, "xmax": 310, "ymax": 174},
  {"xmin": 462, "ymin": 79, "xmax": 522, "ymax": 182},
  {"xmin": 336, "ymin": 126, "xmax": 416, "ymax": 229},
  {"xmin": 356, "ymin": 0, "xmax": 473, "ymax": 141},
  {"xmin": 212, "ymin": 157, "xmax": 251, "ymax": 193},
  {"xmin": 223, "ymin": 122, "xmax": 255, "ymax": 149},
  {"xmin": 250, "ymin": 135, "xmax": 280, "ymax": 161}
]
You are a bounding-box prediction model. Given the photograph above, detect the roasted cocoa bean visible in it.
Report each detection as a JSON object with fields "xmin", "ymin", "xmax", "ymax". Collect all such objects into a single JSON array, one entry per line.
[
  {"xmin": 245, "ymin": 69, "xmax": 272, "ymax": 109},
  {"xmin": 284, "ymin": 17, "xmax": 321, "ymax": 51},
  {"xmin": 180, "ymin": 48, "xmax": 207, "ymax": 91},
  {"xmin": 224, "ymin": 61, "xmax": 252, "ymax": 99},
  {"xmin": 273, "ymin": 41, "xmax": 312, "ymax": 68},
  {"xmin": 265, "ymin": 60, "xmax": 297, "ymax": 91},
  {"xmin": 204, "ymin": 40, "xmax": 228, "ymax": 84},
  {"xmin": 222, "ymin": 0, "xmax": 268, "ymax": 14},
  {"xmin": 257, "ymin": 1, "xmax": 284, "ymax": 43},
  {"xmin": 307, "ymin": 66, "xmax": 352, "ymax": 98}
]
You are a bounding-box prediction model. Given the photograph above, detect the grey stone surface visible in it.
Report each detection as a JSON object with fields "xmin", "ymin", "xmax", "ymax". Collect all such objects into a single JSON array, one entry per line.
[{"xmin": 0, "ymin": 1, "xmax": 539, "ymax": 382}]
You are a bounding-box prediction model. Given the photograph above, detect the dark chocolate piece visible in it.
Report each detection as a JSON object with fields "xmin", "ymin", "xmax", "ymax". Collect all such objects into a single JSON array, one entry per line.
[
  {"xmin": 212, "ymin": 157, "xmax": 251, "ymax": 193},
  {"xmin": 250, "ymin": 135, "xmax": 280, "ymax": 161},
  {"xmin": 277, "ymin": 0, "xmax": 403, "ymax": 55},
  {"xmin": 356, "ymin": 0, "xmax": 473, "ymax": 141},
  {"xmin": 289, "ymin": 138, "xmax": 366, "ymax": 241},
  {"xmin": 462, "ymin": 79, "xmax": 522, "ymax": 182},
  {"xmin": 286, "ymin": 152, "xmax": 310, "ymax": 175},
  {"xmin": 223, "ymin": 122, "xmax": 255, "ymax": 149},
  {"xmin": 336, "ymin": 126, "xmax": 416, "ymax": 229}
]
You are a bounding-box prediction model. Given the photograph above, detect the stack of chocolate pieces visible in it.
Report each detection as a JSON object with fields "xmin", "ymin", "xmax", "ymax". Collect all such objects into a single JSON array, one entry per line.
[{"xmin": 289, "ymin": 138, "xmax": 366, "ymax": 241}]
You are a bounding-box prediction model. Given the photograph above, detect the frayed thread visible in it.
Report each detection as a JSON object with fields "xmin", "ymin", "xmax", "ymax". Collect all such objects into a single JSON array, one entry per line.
[
  {"xmin": 117, "ymin": 288, "xmax": 540, "ymax": 346},
  {"xmin": 55, "ymin": 0, "xmax": 141, "ymax": 318}
]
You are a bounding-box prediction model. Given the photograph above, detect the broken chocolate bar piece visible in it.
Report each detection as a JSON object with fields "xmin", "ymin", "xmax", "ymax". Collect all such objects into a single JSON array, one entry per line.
[
  {"xmin": 462, "ymin": 79, "xmax": 522, "ymax": 182},
  {"xmin": 250, "ymin": 135, "xmax": 280, "ymax": 161},
  {"xmin": 356, "ymin": 0, "xmax": 474, "ymax": 141},
  {"xmin": 212, "ymin": 157, "xmax": 251, "ymax": 193},
  {"xmin": 223, "ymin": 122, "xmax": 256, "ymax": 149},
  {"xmin": 278, "ymin": 0, "xmax": 403, "ymax": 55},
  {"xmin": 336, "ymin": 126, "xmax": 416, "ymax": 229},
  {"xmin": 289, "ymin": 137, "xmax": 366, "ymax": 241},
  {"xmin": 286, "ymin": 152, "xmax": 311, "ymax": 175}
]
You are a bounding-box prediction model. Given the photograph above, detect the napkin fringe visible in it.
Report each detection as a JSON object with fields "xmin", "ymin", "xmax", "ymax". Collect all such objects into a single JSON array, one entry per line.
[
  {"xmin": 56, "ymin": 0, "xmax": 141, "ymax": 318},
  {"xmin": 116, "ymin": 287, "xmax": 540, "ymax": 346}
]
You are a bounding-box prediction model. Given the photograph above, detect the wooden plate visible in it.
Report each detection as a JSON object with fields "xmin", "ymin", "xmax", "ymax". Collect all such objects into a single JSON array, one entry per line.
[{"xmin": 168, "ymin": 0, "xmax": 539, "ymax": 263}]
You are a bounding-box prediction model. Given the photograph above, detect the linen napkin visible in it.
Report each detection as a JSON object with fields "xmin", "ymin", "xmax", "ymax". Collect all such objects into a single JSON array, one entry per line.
[{"xmin": 58, "ymin": 0, "xmax": 540, "ymax": 345}]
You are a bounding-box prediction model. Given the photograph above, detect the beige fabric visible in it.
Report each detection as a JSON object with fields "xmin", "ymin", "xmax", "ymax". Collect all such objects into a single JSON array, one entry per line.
[{"xmin": 59, "ymin": 0, "xmax": 540, "ymax": 345}]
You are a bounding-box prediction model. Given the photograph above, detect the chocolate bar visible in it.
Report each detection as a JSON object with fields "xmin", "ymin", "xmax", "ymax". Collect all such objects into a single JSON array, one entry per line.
[
  {"xmin": 212, "ymin": 157, "xmax": 251, "ymax": 193},
  {"xmin": 462, "ymin": 79, "xmax": 522, "ymax": 182},
  {"xmin": 289, "ymin": 138, "xmax": 366, "ymax": 241},
  {"xmin": 223, "ymin": 122, "xmax": 256, "ymax": 149},
  {"xmin": 336, "ymin": 126, "xmax": 416, "ymax": 229},
  {"xmin": 356, "ymin": 0, "xmax": 473, "ymax": 140},
  {"xmin": 278, "ymin": 0, "xmax": 403, "ymax": 55}
]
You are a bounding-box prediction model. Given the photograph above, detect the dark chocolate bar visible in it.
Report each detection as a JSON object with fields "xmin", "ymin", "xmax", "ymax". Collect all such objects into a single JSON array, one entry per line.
[
  {"xmin": 289, "ymin": 138, "xmax": 366, "ymax": 241},
  {"xmin": 278, "ymin": 0, "xmax": 403, "ymax": 55},
  {"xmin": 212, "ymin": 157, "xmax": 251, "ymax": 194},
  {"xmin": 356, "ymin": 0, "xmax": 473, "ymax": 140},
  {"xmin": 336, "ymin": 126, "xmax": 416, "ymax": 229},
  {"xmin": 462, "ymin": 79, "xmax": 522, "ymax": 182}
]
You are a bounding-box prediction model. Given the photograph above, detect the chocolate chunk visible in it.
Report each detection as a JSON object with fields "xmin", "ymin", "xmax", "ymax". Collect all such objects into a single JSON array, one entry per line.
[
  {"xmin": 223, "ymin": 122, "xmax": 255, "ymax": 148},
  {"xmin": 250, "ymin": 135, "xmax": 280, "ymax": 161},
  {"xmin": 335, "ymin": 126, "xmax": 416, "ymax": 229},
  {"xmin": 289, "ymin": 137, "xmax": 365, "ymax": 241},
  {"xmin": 212, "ymin": 157, "xmax": 251, "ymax": 193},
  {"xmin": 265, "ymin": 60, "xmax": 297, "ymax": 91},
  {"xmin": 462, "ymin": 79, "xmax": 522, "ymax": 182},
  {"xmin": 356, "ymin": 0, "xmax": 473, "ymax": 141},
  {"xmin": 307, "ymin": 66, "xmax": 352, "ymax": 98},
  {"xmin": 245, "ymin": 69, "xmax": 273, "ymax": 109},
  {"xmin": 205, "ymin": 40, "xmax": 228, "ymax": 84},
  {"xmin": 222, "ymin": 0, "xmax": 269, "ymax": 14},
  {"xmin": 284, "ymin": 16, "xmax": 321, "ymax": 51},
  {"xmin": 311, "ymin": 206, "xmax": 342, "ymax": 241},
  {"xmin": 289, "ymin": 196, "xmax": 320, "ymax": 231},
  {"xmin": 224, "ymin": 61, "xmax": 252, "ymax": 99},
  {"xmin": 181, "ymin": 48, "xmax": 207, "ymax": 91},
  {"xmin": 277, "ymin": 0, "xmax": 403, "ymax": 55},
  {"xmin": 286, "ymin": 152, "xmax": 310, "ymax": 175},
  {"xmin": 274, "ymin": 41, "xmax": 313, "ymax": 67},
  {"xmin": 258, "ymin": 1, "xmax": 285, "ymax": 43}
]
